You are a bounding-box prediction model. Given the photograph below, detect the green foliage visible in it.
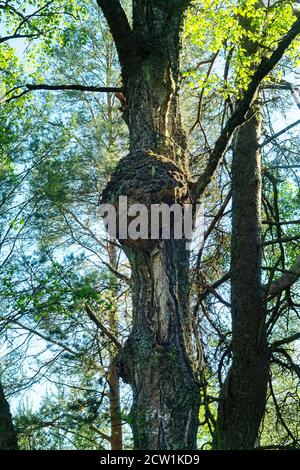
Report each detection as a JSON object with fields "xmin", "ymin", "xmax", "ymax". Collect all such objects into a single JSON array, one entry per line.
[{"xmin": 185, "ymin": 0, "xmax": 298, "ymax": 95}]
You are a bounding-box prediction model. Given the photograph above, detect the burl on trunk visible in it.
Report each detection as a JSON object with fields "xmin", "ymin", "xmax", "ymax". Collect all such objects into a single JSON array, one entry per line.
[{"xmin": 99, "ymin": 0, "xmax": 202, "ymax": 449}]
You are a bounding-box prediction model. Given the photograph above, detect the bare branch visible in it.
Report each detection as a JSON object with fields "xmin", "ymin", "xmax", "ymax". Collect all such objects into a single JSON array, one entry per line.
[
  {"xmin": 262, "ymin": 219, "xmax": 300, "ymax": 226},
  {"xmin": 25, "ymin": 83, "xmax": 122, "ymax": 93},
  {"xmin": 90, "ymin": 424, "xmax": 111, "ymax": 443},
  {"xmin": 263, "ymin": 236, "xmax": 300, "ymax": 247},
  {"xmin": 102, "ymin": 260, "xmax": 131, "ymax": 286},
  {"xmin": 271, "ymin": 333, "xmax": 300, "ymax": 350},
  {"xmin": 3, "ymin": 83, "xmax": 123, "ymax": 104},
  {"xmin": 0, "ymin": 33, "xmax": 39, "ymax": 44}
]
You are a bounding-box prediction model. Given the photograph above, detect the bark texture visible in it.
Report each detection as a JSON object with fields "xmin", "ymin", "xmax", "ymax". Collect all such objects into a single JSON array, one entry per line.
[
  {"xmin": 0, "ymin": 382, "xmax": 18, "ymax": 450},
  {"xmin": 100, "ymin": 1, "xmax": 202, "ymax": 449},
  {"xmin": 214, "ymin": 105, "xmax": 269, "ymax": 449}
]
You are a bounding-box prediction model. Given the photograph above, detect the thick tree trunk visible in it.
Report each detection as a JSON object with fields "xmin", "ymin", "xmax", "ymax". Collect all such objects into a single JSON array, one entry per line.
[
  {"xmin": 125, "ymin": 1, "xmax": 189, "ymax": 168},
  {"xmin": 100, "ymin": 1, "xmax": 201, "ymax": 449},
  {"xmin": 107, "ymin": 244, "xmax": 123, "ymax": 450},
  {"xmin": 97, "ymin": 0, "xmax": 300, "ymax": 450},
  {"xmin": 214, "ymin": 104, "xmax": 269, "ymax": 449},
  {"xmin": 0, "ymin": 382, "xmax": 18, "ymax": 450}
]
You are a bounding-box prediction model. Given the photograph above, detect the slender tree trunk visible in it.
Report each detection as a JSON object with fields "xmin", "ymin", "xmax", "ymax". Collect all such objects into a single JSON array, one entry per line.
[
  {"xmin": 108, "ymin": 359, "xmax": 123, "ymax": 450},
  {"xmin": 100, "ymin": 1, "xmax": 202, "ymax": 449},
  {"xmin": 107, "ymin": 244, "xmax": 123, "ymax": 450},
  {"xmin": 0, "ymin": 382, "xmax": 18, "ymax": 450},
  {"xmin": 214, "ymin": 103, "xmax": 269, "ymax": 449}
]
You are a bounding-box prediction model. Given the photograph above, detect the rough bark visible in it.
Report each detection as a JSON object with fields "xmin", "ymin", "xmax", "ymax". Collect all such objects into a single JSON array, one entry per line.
[
  {"xmin": 125, "ymin": 1, "xmax": 189, "ymax": 165},
  {"xmin": 0, "ymin": 382, "xmax": 18, "ymax": 450},
  {"xmin": 118, "ymin": 241, "xmax": 201, "ymax": 449},
  {"xmin": 108, "ymin": 358, "xmax": 123, "ymax": 450},
  {"xmin": 99, "ymin": 1, "xmax": 202, "ymax": 449},
  {"xmin": 213, "ymin": 104, "xmax": 269, "ymax": 450}
]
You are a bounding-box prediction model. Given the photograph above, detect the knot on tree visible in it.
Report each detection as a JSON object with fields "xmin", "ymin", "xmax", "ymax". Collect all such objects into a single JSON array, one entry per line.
[{"xmin": 100, "ymin": 150, "xmax": 190, "ymax": 251}]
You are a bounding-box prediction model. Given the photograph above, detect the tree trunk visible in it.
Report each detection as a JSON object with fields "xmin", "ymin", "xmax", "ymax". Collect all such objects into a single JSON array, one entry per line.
[
  {"xmin": 99, "ymin": 1, "xmax": 201, "ymax": 449},
  {"xmin": 118, "ymin": 241, "xmax": 200, "ymax": 449},
  {"xmin": 108, "ymin": 359, "xmax": 123, "ymax": 450},
  {"xmin": 107, "ymin": 243, "xmax": 123, "ymax": 450},
  {"xmin": 214, "ymin": 104, "xmax": 269, "ymax": 449},
  {"xmin": 0, "ymin": 382, "xmax": 18, "ymax": 450}
]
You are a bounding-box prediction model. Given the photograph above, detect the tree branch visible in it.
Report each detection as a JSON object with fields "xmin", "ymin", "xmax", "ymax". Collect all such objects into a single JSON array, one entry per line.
[
  {"xmin": 85, "ymin": 304, "xmax": 122, "ymax": 351},
  {"xmin": 271, "ymin": 333, "xmax": 300, "ymax": 351},
  {"xmin": 265, "ymin": 255, "xmax": 300, "ymax": 299},
  {"xmin": 90, "ymin": 424, "xmax": 111, "ymax": 443},
  {"xmin": 262, "ymin": 219, "xmax": 300, "ymax": 226},
  {"xmin": 263, "ymin": 236, "xmax": 300, "ymax": 247},
  {"xmin": 192, "ymin": 15, "xmax": 300, "ymax": 201},
  {"xmin": 102, "ymin": 260, "xmax": 131, "ymax": 286},
  {"xmin": 272, "ymin": 348, "xmax": 300, "ymax": 380},
  {"xmin": 12, "ymin": 319, "xmax": 79, "ymax": 357},
  {"xmin": 193, "ymin": 272, "xmax": 231, "ymax": 311},
  {"xmin": 25, "ymin": 83, "xmax": 122, "ymax": 93},
  {"xmin": 3, "ymin": 83, "xmax": 123, "ymax": 104},
  {"xmin": 0, "ymin": 33, "xmax": 39, "ymax": 44},
  {"xmin": 260, "ymin": 119, "xmax": 300, "ymax": 148},
  {"xmin": 96, "ymin": 0, "xmax": 139, "ymax": 78}
]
